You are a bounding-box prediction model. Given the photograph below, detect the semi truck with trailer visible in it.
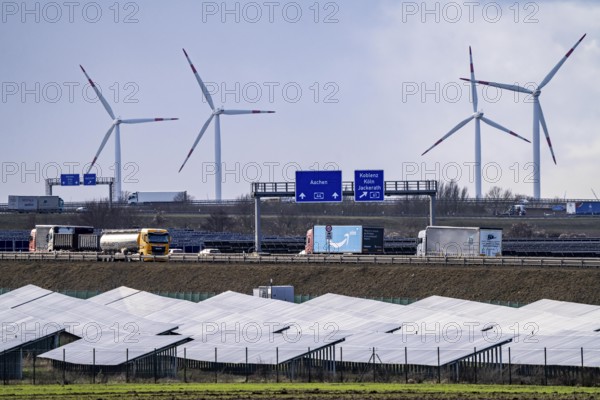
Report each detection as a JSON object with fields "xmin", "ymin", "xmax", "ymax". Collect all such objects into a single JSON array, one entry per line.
[
  {"xmin": 8, "ymin": 195, "xmax": 64, "ymax": 213},
  {"xmin": 305, "ymin": 225, "xmax": 384, "ymax": 254},
  {"xmin": 29, "ymin": 225, "xmax": 171, "ymax": 257},
  {"xmin": 127, "ymin": 191, "xmax": 187, "ymax": 205},
  {"xmin": 416, "ymin": 226, "xmax": 502, "ymax": 257},
  {"xmin": 566, "ymin": 201, "xmax": 600, "ymax": 215},
  {"xmin": 29, "ymin": 225, "xmax": 95, "ymax": 252}
]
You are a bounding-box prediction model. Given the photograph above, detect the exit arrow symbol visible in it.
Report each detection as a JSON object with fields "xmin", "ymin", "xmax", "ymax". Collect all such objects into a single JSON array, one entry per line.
[
  {"xmin": 332, "ymin": 192, "xmax": 339, "ymax": 199},
  {"xmin": 299, "ymin": 193, "xmax": 306, "ymax": 199},
  {"xmin": 359, "ymin": 191, "xmax": 368, "ymax": 199}
]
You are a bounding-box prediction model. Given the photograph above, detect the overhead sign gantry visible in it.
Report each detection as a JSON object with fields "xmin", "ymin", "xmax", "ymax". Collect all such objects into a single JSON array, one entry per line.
[{"xmin": 251, "ymin": 176, "xmax": 438, "ymax": 253}]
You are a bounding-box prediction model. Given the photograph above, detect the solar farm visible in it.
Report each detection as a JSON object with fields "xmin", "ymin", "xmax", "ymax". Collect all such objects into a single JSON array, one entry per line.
[{"xmin": 2, "ymin": 284, "xmax": 600, "ymax": 387}]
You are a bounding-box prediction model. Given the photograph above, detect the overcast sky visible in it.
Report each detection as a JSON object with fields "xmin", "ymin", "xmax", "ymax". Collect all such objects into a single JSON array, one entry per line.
[{"xmin": 1, "ymin": 0, "xmax": 598, "ymax": 202}]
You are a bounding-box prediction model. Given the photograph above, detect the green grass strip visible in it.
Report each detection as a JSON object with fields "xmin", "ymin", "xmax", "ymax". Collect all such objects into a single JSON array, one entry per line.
[{"xmin": 1, "ymin": 383, "xmax": 600, "ymax": 399}]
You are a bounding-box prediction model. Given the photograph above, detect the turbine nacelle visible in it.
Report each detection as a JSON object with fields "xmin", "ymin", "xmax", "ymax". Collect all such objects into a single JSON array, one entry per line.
[
  {"xmin": 473, "ymin": 111, "xmax": 484, "ymax": 119},
  {"xmin": 213, "ymin": 108, "xmax": 225, "ymax": 115}
]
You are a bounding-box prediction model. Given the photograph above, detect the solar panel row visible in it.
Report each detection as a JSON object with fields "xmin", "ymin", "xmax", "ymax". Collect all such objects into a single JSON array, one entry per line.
[{"xmin": 1, "ymin": 284, "xmax": 600, "ymax": 378}]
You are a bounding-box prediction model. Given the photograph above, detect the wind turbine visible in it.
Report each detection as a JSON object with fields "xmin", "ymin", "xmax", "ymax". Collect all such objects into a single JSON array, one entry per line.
[
  {"xmin": 422, "ymin": 47, "xmax": 530, "ymax": 199},
  {"xmin": 178, "ymin": 49, "xmax": 275, "ymax": 201},
  {"xmin": 461, "ymin": 34, "xmax": 586, "ymax": 199},
  {"xmin": 80, "ymin": 65, "xmax": 178, "ymax": 200}
]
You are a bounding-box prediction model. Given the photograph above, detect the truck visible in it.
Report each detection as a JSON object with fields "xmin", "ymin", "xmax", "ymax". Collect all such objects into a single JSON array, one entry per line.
[
  {"xmin": 496, "ymin": 204, "xmax": 526, "ymax": 216},
  {"xmin": 305, "ymin": 225, "xmax": 384, "ymax": 254},
  {"xmin": 100, "ymin": 228, "xmax": 171, "ymax": 256},
  {"xmin": 8, "ymin": 195, "xmax": 64, "ymax": 213},
  {"xmin": 416, "ymin": 226, "xmax": 502, "ymax": 257},
  {"xmin": 29, "ymin": 225, "xmax": 171, "ymax": 257},
  {"xmin": 127, "ymin": 191, "xmax": 187, "ymax": 205},
  {"xmin": 29, "ymin": 225, "xmax": 95, "ymax": 252},
  {"xmin": 566, "ymin": 201, "xmax": 600, "ymax": 215}
]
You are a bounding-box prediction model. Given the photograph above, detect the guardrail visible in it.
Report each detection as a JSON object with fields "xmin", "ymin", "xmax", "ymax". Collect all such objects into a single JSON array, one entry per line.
[{"xmin": 2, "ymin": 252, "xmax": 600, "ymax": 268}]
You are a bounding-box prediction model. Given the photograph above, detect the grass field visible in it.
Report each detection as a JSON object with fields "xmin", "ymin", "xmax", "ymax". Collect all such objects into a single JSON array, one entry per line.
[{"xmin": 1, "ymin": 383, "xmax": 599, "ymax": 399}]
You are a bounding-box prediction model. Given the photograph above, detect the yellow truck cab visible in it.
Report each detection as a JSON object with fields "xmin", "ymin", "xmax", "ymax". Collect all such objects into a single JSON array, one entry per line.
[{"xmin": 138, "ymin": 228, "xmax": 171, "ymax": 256}]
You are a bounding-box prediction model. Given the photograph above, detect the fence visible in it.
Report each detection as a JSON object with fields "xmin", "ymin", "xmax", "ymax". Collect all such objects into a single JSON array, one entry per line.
[{"xmin": 1, "ymin": 345, "xmax": 599, "ymax": 386}]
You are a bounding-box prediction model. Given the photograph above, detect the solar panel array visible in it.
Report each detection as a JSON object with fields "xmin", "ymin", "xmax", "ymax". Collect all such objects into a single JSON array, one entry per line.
[{"xmin": 1, "ymin": 284, "xmax": 600, "ymax": 371}]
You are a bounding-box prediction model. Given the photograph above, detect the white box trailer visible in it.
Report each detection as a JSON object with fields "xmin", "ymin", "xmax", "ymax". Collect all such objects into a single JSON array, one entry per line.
[
  {"xmin": 8, "ymin": 195, "xmax": 63, "ymax": 212},
  {"xmin": 29, "ymin": 225, "xmax": 94, "ymax": 252},
  {"xmin": 127, "ymin": 191, "xmax": 186, "ymax": 205},
  {"xmin": 416, "ymin": 226, "xmax": 502, "ymax": 257}
]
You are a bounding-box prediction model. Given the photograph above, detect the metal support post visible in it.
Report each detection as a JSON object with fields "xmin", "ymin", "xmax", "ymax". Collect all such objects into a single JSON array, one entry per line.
[
  {"xmin": 429, "ymin": 195, "xmax": 436, "ymax": 225},
  {"xmin": 254, "ymin": 196, "xmax": 261, "ymax": 253}
]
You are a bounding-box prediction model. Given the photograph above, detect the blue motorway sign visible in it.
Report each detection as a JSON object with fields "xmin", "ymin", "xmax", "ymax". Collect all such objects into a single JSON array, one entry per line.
[
  {"xmin": 83, "ymin": 173, "xmax": 97, "ymax": 186},
  {"xmin": 60, "ymin": 174, "xmax": 80, "ymax": 186},
  {"xmin": 295, "ymin": 170, "xmax": 342, "ymax": 203},
  {"xmin": 354, "ymin": 170, "xmax": 384, "ymax": 202}
]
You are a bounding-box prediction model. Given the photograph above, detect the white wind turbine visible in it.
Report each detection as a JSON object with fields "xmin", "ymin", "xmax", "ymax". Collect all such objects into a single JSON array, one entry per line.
[
  {"xmin": 80, "ymin": 65, "xmax": 178, "ymax": 200},
  {"xmin": 461, "ymin": 34, "xmax": 586, "ymax": 199},
  {"xmin": 178, "ymin": 49, "xmax": 275, "ymax": 201},
  {"xmin": 422, "ymin": 47, "xmax": 530, "ymax": 199}
]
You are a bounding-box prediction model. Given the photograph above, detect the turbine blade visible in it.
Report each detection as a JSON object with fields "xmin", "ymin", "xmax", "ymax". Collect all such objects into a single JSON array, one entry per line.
[
  {"xmin": 460, "ymin": 78, "xmax": 533, "ymax": 94},
  {"xmin": 121, "ymin": 118, "xmax": 179, "ymax": 124},
  {"xmin": 480, "ymin": 116, "xmax": 531, "ymax": 143},
  {"xmin": 539, "ymin": 34, "xmax": 586, "ymax": 90},
  {"xmin": 86, "ymin": 122, "xmax": 117, "ymax": 173},
  {"xmin": 182, "ymin": 49, "xmax": 215, "ymax": 111},
  {"xmin": 80, "ymin": 65, "xmax": 116, "ymax": 119},
  {"xmin": 178, "ymin": 114, "xmax": 215, "ymax": 172},
  {"xmin": 222, "ymin": 109, "xmax": 276, "ymax": 115},
  {"xmin": 421, "ymin": 115, "xmax": 475, "ymax": 156},
  {"xmin": 469, "ymin": 46, "xmax": 478, "ymax": 113},
  {"xmin": 536, "ymin": 101, "xmax": 557, "ymax": 164}
]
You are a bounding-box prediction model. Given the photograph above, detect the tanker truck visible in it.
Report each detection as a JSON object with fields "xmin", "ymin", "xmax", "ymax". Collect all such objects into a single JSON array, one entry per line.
[{"xmin": 99, "ymin": 228, "xmax": 171, "ymax": 257}]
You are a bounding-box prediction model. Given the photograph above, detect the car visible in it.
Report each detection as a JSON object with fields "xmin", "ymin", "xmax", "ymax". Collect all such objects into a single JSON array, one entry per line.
[
  {"xmin": 168, "ymin": 248, "xmax": 183, "ymax": 255},
  {"xmin": 75, "ymin": 206, "xmax": 87, "ymax": 213},
  {"xmin": 199, "ymin": 248, "xmax": 221, "ymax": 255}
]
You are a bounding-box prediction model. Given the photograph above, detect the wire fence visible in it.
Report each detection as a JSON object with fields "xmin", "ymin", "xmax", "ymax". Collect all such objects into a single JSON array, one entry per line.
[{"xmin": 1, "ymin": 345, "xmax": 599, "ymax": 386}]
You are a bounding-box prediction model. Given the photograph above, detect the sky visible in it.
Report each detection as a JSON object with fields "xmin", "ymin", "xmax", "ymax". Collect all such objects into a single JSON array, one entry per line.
[{"xmin": 1, "ymin": 0, "xmax": 598, "ymax": 202}]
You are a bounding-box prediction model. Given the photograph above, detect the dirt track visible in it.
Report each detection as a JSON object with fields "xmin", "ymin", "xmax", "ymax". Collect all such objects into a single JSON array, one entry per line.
[{"xmin": 1, "ymin": 260, "xmax": 599, "ymax": 304}]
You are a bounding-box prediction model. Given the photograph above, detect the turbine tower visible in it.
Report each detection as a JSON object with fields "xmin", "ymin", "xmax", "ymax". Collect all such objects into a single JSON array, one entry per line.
[
  {"xmin": 178, "ymin": 49, "xmax": 275, "ymax": 201},
  {"xmin": 422, "ymin": 47, "xmax": 530, "ymax": 199},
  {"xmin": 80, "ymin": 65, "xmax": 178, "ymax": 200},
  {"xmin": 461, "ymin": 34, "xmax": 586, "ymax": 199}
]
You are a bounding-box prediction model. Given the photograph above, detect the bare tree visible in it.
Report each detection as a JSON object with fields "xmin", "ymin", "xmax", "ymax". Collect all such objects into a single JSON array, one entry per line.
[
  {"xmin": 437, "ymin": 180, "xmax": 469, "ymax": 215},
  {"xmin": 201, "ymin": 208, "xmax": 232, "ymax": 232},
  {"xmin": 231, "ymin": 194, "xmax": 254, "ymax": 233},
  {"xmin": 486, "ymin": 186, "xmax": 515, "ymax": 215},
  {"xmin": 76, "ymin": 200, "xmax": 142, "ymax": 229},
  {"xmin": 173, "ymin": 192, "xmax": 189, "ymax": 202}
]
